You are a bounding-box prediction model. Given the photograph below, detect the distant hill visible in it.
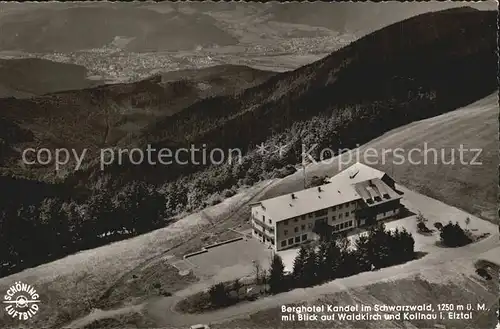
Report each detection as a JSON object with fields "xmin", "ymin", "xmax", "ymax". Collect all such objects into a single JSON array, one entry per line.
[
  {"xmin": 261, "ymin": 2, "xmax": 496, "ymax": 34},
  {"xmin": 0, "ymin": 64, "xmax": 275, "ymax": 168},
  {"xmin": 0, "ymin": 57, "xmax": 99, "ymax": 98},
  {"xmin": 160, "ymin": 65, "xmax": 276, "ymax": 94},
  {"xmin": 0, "ymin": 7, "xmax": 238, "ymax": 52}
]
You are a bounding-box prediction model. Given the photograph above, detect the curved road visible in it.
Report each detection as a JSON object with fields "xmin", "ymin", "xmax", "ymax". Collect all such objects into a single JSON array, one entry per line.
[
  {"xmin": 66, "ymin": 233, "xmax": 498, "ymax": 328},
  {"xmin": 147, "ymin": 233, "xmax": 498, "ymax": 326}
]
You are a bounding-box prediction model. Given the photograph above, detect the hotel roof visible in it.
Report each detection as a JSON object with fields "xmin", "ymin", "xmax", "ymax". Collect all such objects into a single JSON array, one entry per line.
[
  {"xmin": 255, "ymin": 182, "xmax": 361, "ymax": 222},
  {"xmin": 327, "ymin": 162, "xmax": 387, "ymax": 185},
  {"xmin": 253, "ymin": 162, "xmax": 400, "ymax": 222}
]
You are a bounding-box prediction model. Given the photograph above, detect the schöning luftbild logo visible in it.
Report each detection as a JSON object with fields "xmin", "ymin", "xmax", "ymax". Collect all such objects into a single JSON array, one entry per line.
[{"xmin": 3, "ymin": 281, "xmax": 40, "ymax": 320}]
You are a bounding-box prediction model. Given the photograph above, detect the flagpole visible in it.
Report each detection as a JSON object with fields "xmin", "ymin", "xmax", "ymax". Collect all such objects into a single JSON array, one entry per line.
[{"xmin": 303, "ymin": 158, "xmax": 307, "ymax": 189}]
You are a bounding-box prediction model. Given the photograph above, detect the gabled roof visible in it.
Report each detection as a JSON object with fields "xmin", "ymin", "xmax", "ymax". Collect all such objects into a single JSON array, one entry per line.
[
  {"xmin": 256, "ymin": 182, "xmax": 361, "ymax": 223},
  {"xmin": 327, "ymin": 162, "xmax": 388, "ymax": 185},
  {"xmin": 254, "ymin": 162, "xmax": 398, "ymax": 223}
]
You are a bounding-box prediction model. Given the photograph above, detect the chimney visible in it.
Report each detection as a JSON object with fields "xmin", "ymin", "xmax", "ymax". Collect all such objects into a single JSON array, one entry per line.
[
  {"xmin": 291, "ymin": 193, "xmax": 296, "ymax": 199},
  {"xmin": 317, "ymin": 186, "xmax": 322, "ymax": 192}
]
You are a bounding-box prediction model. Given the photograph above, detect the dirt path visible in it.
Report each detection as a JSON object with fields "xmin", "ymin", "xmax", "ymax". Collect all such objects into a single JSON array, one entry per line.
[
  {"xmin": 91, "ymin": 179, "xmax": 279, "ymax": 308},
  {"xmin": 147, "ymin": 233, "xmax": 499, "ymax": 327},
  {"xmin": 62, "ymin": 179, "xmax": 280, "ymax": 329},
  {"xmin": 62, "ymin": 304, "xmax": 143, "ymax": 329}
]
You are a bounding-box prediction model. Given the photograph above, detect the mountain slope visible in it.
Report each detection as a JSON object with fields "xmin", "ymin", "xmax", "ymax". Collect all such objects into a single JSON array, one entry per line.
[
  {"xmin": 0, "ymin": 65, "xmax": 275, "ymax": 171},
  {"xmin": 130, "ymin": 8, "xmax": 496, "ymax": 151},
  {"xmin": 160, "ymin": 65, "xmax": 277, "ymax": 97},
  {"xmin": 1, "ymin": 8, "xmax": 496, "ymax": 187},
  {"xmin": 262, "ymin": 93, "xmax": 498, "ymax": 222},
  {"xmin": 57, "ymin": 7, "xmax": 496, "ymax": 193}
]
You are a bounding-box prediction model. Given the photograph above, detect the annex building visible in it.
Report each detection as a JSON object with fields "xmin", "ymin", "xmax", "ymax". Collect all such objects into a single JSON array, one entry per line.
[{"xmin": 251, "ymin": 162, "xmax": 403, "ymax": 251}]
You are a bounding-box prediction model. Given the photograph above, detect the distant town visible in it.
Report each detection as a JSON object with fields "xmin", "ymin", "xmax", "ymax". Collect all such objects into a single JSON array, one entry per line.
[{"xmin": 0, "ymin": 34, "xmax": 357, "ymax": 83}]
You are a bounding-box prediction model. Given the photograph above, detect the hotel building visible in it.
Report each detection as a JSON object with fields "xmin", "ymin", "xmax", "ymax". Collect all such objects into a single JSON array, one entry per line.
[{"xmin": 251, "ymin": 162, "xmax": 403, "ymax": 251}]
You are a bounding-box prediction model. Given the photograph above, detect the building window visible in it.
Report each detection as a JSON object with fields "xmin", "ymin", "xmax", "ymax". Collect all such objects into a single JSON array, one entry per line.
[
  {"xmin": 301, "ymin": 224, "xmax": 305, "ymax": 231},
  {"xmin": 332, "ymin": 215, "xmax": 336, "ymax": 220},
  {"xmin": 339, "ymin": 213, "xmax": 343, "ymax": 219},
  {"xmin": 317, "ymin": 217, "xmax": 328, "ymax": 223},
  {"xmin": 349, "ymin": 220, "xmax": 353, "ymax": 226},
  {"xmin": 308, "ymin": 213, "xmax": 314, "ymax": 218},
  {"xmin": 308, "ymin": 223, "xmax": 313, "ymax": 229},
  {"xmin": 281, "ymin": 240, "xmax": 286, "ymax": 247},
  {"xmin": 345, "ymin": 212, "xmax": 349, "ymax": 217},
  {"xmin": 301, "ymin": 215, "xmax": 306, "ymax": 220},
  {"xmin": 294, "ymin": 227, "xmax": 299, "ymax": 233},
  {"xmin": 331, "ymin": 206, "xmax": 336, "ymax": 211},
  {"xmin": 351, "ymin": 210, "xmax": 355, "ymax": 214},
  {"xmin": 315, "ymin": 209, "xmax": 328, "ymax": 217},
  {"xmin": 295, "ymin": 236, "xmax": 300, "ymax": 243},
  {"xmin": 334, "ymin": 224, "xmax": 339, "ymax": 231},
  {"xmin": 288, "ymin": 238, "xmax": 293, "ymax": 245},
  {"xmin": 284, "ymin": 219, "xmax": 289, "ymax": 225},
  {"xmin": 340, "ymin": 223, "xmax": 344, "ymax": 229},
  {"xmin": 294, "ymin": 217, "xmax": 298, "ymax": 222},
  {"xmin": 302, "ymin": 234, "xmax": 307, "ymax": 241},
  {"xmin": 284, "ymin": 230, "xmax": 288, "ymax": 236},
  {"xmin": 338, "ymin": 204, "xmax": 343, "ymax": 209},
  {"xmin": 268, "ymin": 219, "xmax": 272, "ymax": 224}
]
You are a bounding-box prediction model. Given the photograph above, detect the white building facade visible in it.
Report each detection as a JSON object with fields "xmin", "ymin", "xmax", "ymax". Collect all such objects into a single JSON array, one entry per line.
[{"xmin": 251, "ymin": 162, "xmax": 403, "ymax": 251}]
